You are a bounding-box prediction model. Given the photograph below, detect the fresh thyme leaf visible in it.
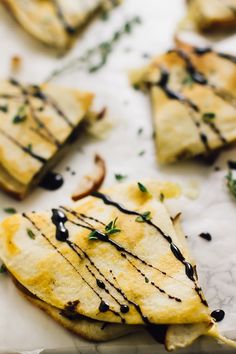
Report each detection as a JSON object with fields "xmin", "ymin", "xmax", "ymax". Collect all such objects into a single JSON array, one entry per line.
[
  {"xmin": 138, "ymin": 182, "xmax": 148, "ymax": 193},
  {"xmin": 138, "ymin": 150, "xmax": 145, "ymax": 156},
  {"xmin": 13, "ymin": 104, "xmax": 27, "ymax": 124},
  {"xmin": 138, "ymin": 128, "xmax": 143, "ymax": 135},
  {"xmin": 0, "ymin": 104, "xmax": 8, "ymax": 113},
  {"xmin": 27, "ymin": 228, "xmax": 36, "ymax": 240},
  {"xmin": 160, "ymin": 192, "xmax": 165, "ymax": 202},
  {"xmin": 182, "ymin": 75, "xmax": 194, "ymax": 86},
  {"xmin": 46, "ymin": 16, "xmax": 142, "ymax": 81},
  {"xmin": 133, "ymin": 84, "xmax": 140, "ymax": 91},
  {"xmin": 105, "ymin": 218, "xmax": 121, "ymax": 235},
  {"xmin": 135, "ymin": 211, "xmax": 152, "ymax": 222},
  {"xmin": 3, "ymin": 207, "xmax": 17, "ymax": 214},
  {"xmin": 88, "ymin": 230, "xmax": 100, "ymax": 240},
  {"xmin": 0, "ymin": 264, "xmax": 7, "ymax": 274},
  {"xmin": 27, "ymin": 144, "xmax": 33, "ymax": 152},
  {"xmin": 202, "ymin": 112, "xmax": 215, "ymax": 123},
  {"xmin": 226, "ymin": 170, "xmax": 236, "ymax": 198},
  {"xmin": 115, "ymin": 174, "xmax": 127, "ymax": 181}
]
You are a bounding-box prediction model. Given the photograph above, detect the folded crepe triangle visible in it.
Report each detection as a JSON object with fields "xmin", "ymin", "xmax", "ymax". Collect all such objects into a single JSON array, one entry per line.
[
  {"xmin": 3, "ymin": 0, "xmax": 121, "ymax": 50},
  {"xmin": 180, "ymin": 0, "xmax": 236, "ymax": 33},
  {"xmin": 0, "ymin": 180, "xmax": 235, "ymax": 350},
  {"xmin": 131, "ymin": 40, "xmax": 236, "ymax": 164},
  {"xmin": 0, "ymin": 79, "xmax": 94, "ymax": 199}
]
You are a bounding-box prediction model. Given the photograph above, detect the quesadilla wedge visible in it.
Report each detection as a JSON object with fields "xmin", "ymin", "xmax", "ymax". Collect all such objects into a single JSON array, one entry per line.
[
  {"xmin": 1, "ymin": 180, "xmax": 235, "ymax": 350},
  {"xmin": 180, "ymin": 0, "xmax": 236, "ymax": 33},
  {"xmin": 0, "ymin": 79, "xmax": 94, "ymax": 199},
  {"xmin": 2, "ymin": 0, "xmax": 121, "ymax": 51},
  {"xmin": 131, "ymin": 41, "xmax": 236, "ymax": 164}
]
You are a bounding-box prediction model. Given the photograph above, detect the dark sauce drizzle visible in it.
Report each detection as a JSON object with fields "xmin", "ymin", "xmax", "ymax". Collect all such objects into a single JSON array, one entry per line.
[
  {"xmin": 122, "ymin": 253, "xmax": 181, "ymax": 302},
  {"xmin": 199, "ymin": 233, "xmax": 212, "ymax": 241},
  {"xmin": 23, "ymin": 212, "xmax": 123, "ymax": 322},
  {"xmin": 168, "ymin": 49, "xmax": 207, "ymax": 85},
  {"xmin": 91, "ymin": 191, "xmax": 208, "ymax": 306},
  {"xmin": 55, "ymin": 208, "xmax": 182, "ymax": 323},
  {"xmin": 63, "ymin": 209, "xmax": 183, "ymax": 320},
  {"xmin": 9, "ymin": 79, "xmax": 61, "ymax": 147},
  {"xmin": 52, "ymin": 0, "xmax": 76, "ymax": 35},
  {"xmin": 0, "ymin": 128, "xmax": 46, "ymax": 164},
  {"xmin": 169, "ymin": 50, "xmax": 227, "ymax": 145},
  {"xmin": 211, "ymin": 309, "xmax": 225, "ymax": 322},
  {"xmin": 50, "ymin": 209, "xmax": 124, "ymax": 322},
  {"xmin": 151, "ymin": 69, "xmax": 210, "ymax": 151},
  {"xmin": 31, "ymin": 85, "xmax": 75, "ymax": 128},
  {"xmin": 195, "ymin": 47, "xmax": 236, "ymax": 64},
  {"xmin": 39, "ymin": 172, "xmax": 64, "ymax": 191}
]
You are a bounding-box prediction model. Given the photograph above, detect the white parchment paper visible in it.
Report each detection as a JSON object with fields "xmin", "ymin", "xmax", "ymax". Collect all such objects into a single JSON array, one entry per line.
[{"xmin": 0, "ymin": 0, "xmax": 236, "ymax": 352}]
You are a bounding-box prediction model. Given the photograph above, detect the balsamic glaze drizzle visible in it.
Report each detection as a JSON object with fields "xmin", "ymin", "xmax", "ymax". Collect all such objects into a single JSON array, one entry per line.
[
  {"xmin": 9, "ymin": 79, "xmax": 60, "ymax": 147},
  {"xmin": 91, "ymin": 191, "xmax": 208, "ymax": 306},
  {"xmin": 0, "ymin": 128, "xmax": 47, "ymax": 164},
  {"xmin": 31, "ymin": 85, "xmax": 75, "ymax": 128},
  {"xmin": 151, "ymin": 69, "xmax": 211, "ymax": 151},
  {"xmin": 123, "ymin": 253, "xmax": 181, "ymax": 302},
  {"xmin": 194, "ymin": 47, "xmax": 236, "ymax": 64},
  {"xmin": 157, "ymin": 69, "xmax": 199, "ymax": 112},
  {"xmin": 39, "ymin": 172, "xmax": 64, "ymax": 191},
  {"xmin": 211, "ymin": 309, "xmax": 225, "ymax": 322},
  {"xmin": 169, "ymin": 50, "xmax": 227, "ymax": 145},
  {"xmin": 52, "ymin": 0, "xmax": 76, "ymax": 35},
  {"xmin": 169, "ymin": 49, "xmax": 207, "ymax": 85},
  {"xmin": 24, "ymin": 212, "xmax": 124, "ymax": 322}
]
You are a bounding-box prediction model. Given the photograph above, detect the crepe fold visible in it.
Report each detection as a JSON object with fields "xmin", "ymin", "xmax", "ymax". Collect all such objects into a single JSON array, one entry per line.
[
  {"xmin": 2, "ymin": 0, "xmax": 122, "ymax": 51},
  {"xmin": 0, "ymin": 79, "xmax": 94, "ymax": 199},
  {"xmin": 180, "ymin": 0, "xmax": 236, "ymax": 33},
  {"xmin": 1, "ymin": 180, "xmax": 235, "ymax": 350},
  {"xmin": 131, "ymin": 40, "xmax": 236, "ymax": 164}
]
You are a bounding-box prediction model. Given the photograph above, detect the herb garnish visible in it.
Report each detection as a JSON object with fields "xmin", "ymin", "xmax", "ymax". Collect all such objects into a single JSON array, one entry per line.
[
  {"xmin": 88, "ymin": 218, "xmax": 121, "ymax": 241},
  {"xmin": 46, "ymin": 16, "xmax": 142, "ymax": 81},
  {"xmin": 27, "ymin": 228, "xmax": 36, "ymax": 240},
  {"xmin": 3, "ymin": 207, "xmax": 17, "ymax": 214},
  {"xmin": 138, "ymin": 182, "xmax": 148, "ymax": 193},
  {"xmin": 105, "ymin": 218, "xmax": 121, "ymax": 235},
  {"xmin": 138, "ymin": 127, "xmax": 143, "ymax": 135},
  {"xmin": 88, "ymin": 230, "xmax": 100, "ymax": 241},
  {"xmin": 138, "ymin": 150, "xmax": 145, "ymax": 156},
  {"xmin": 160, "ymin": 192, "xmax": 165, "ymax": 202},
  {"xmin": 0, "ymin": 264, "xmax": 7, "ymax": 274},
  {"xmin": 27, "ymin": 144, "xmax": 33, "ymax": 152},
  {"xmin": 135, "ymin": 211, "xmax": 152, "ymax": 223},
  {"xmin": 13, "ymin": 104, "xmax": 27, "ymax": 124},
  {"xmin": 0, "ymin": 104, "xmax": 8, "ymax": 113},
  {"xmin": 182, "ymin": 75, "xmax": 194, "ymax": 86},
  {"xmin": 202, "ymin": 112, "xmax": 215, "ymax": 123},
  {"xmin": 115, "ymin": 174, "xmax": 127, "ymax": 181},
  {"xmin": 226, "ymin": 170, "xmax": 236, "ymax": 198}
]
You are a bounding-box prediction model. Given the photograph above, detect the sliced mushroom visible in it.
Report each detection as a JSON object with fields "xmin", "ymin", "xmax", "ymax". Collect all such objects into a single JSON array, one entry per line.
[{"xmin": 71, "ymin": 154, "xmax": 106, "ymax": 201}]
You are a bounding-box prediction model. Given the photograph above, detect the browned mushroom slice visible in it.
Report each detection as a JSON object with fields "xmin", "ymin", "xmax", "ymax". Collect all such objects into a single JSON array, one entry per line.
[{"xmin": 72, "ymin": 154, "xmax": 106, "ymax": 201}]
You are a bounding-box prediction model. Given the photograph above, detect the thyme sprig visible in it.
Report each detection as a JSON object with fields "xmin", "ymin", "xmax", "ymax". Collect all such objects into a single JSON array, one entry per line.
[
  {"xmin": 46, "ymin": 16, "xmax": 141, "ymax": 81},
  {"xmin": 226, "ymin": 170, "xmax": 236, "ymax": 198},
  {"xmin": 88, "ymin": 218, "xmax": 121, "ymax": 240}
]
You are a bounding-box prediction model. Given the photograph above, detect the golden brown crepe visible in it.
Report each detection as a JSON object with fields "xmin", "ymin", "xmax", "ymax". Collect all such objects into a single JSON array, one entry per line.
[
  {"xmin": 2, "ymin": 0, "xmax": 121, "ymax": 51},
  {"xmin": 1, "ymin": 179, "xmax": 232, "ymax": 350},
  {"xmin": 131, "ymin": 41, "xmax": 236, "ymax": 164},
  {"xmin": 0, "ymin": 79, "xmax": 94, "ymax": 199},
  {"xmin": 181, "ymin": 0, "xmax": 236, "ymax": 33}
]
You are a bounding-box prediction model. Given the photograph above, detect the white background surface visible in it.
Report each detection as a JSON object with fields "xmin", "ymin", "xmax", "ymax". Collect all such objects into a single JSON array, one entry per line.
[{"xmin": 0, "ymin": 0, "xmax": 236, "ymax": 352}]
